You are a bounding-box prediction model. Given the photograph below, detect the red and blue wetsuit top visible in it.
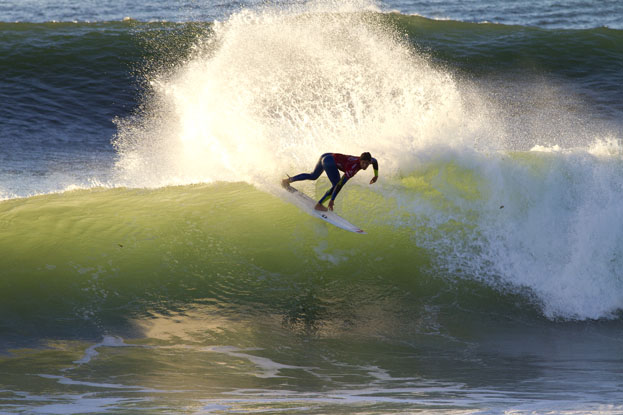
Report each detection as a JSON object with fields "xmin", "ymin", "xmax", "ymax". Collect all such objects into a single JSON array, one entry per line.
[
  {"xmin": 332, "ymin": 153, "xmax": 378, "ymax": 179},
  {"xmin": 332, "ymin": 153, "xmax": 362, "ymax": 179}
]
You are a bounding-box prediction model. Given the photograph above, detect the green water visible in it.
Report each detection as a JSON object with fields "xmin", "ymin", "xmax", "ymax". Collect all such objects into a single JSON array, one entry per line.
[{"xmin": 2, "ymin": 168, "xmax": 623, "ymax": 414}]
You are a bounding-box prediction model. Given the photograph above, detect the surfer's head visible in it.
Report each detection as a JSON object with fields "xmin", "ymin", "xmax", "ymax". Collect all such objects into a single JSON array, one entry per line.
[{"xmin": 360, "ymin": 152, "xmax": 372, "ymax": 169}]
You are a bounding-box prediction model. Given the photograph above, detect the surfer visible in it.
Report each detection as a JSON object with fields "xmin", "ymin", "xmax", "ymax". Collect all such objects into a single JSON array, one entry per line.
[{"xmin": 282, "ymin": 152, "xmax": 378, "ymax": 211}]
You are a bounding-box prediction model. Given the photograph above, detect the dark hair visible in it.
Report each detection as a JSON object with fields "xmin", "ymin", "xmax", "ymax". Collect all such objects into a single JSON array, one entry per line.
[{"xmin": 360, "ymin": 152, "xmax": 372, "ymax": 161}]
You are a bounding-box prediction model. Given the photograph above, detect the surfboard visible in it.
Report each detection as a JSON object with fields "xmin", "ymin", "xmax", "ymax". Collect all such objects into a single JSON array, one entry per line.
[{"xmin": 282, "ymin": 184, "xmax": 366, "ymax": 234}]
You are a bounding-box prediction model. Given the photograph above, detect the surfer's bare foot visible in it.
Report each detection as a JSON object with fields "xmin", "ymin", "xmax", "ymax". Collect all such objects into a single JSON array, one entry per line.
[
  {"xmin": 281, "ymin": 178, "xmax": 291, "ymax": 189},
  {"xmin": 314, "ymin": 203, "xmax": 328, "ymax": 211}
]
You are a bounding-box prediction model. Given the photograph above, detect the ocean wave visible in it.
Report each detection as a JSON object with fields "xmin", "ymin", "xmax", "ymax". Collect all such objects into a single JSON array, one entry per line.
[
  {"xmin": 1, "ymin": 3, "xmax": 622, "ymax": 345},
  {"xmin": 1, "ymin": 147, "xmax": 622, "ymax": 348}
]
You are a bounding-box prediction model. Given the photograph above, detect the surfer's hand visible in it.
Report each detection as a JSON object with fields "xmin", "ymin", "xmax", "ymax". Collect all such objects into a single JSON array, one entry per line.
[
  {"xmin": 370, "ymin": 176, "xmax": 378, "ymax": 184},
  {"xmin": 328, "ymin": 200, "xmax": 334, "ymax": 211}
]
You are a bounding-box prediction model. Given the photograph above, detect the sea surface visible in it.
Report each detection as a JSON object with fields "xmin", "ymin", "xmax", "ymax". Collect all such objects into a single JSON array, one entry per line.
[{"xmin": 1, "ymin": 0, "xmax": 623, "ymax": 414}]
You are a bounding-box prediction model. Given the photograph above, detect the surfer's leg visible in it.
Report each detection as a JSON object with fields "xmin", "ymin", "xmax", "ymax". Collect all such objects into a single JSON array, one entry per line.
[
  {"xmin": 321, "ymin": 154, "xmax": 341, "ymax": 186},
  {"xmin": 289, "ymin": 155, "xmax": 326, "ymax": 182},
  {"xmin": 316, "ymin": 155, "xmax": 341, "ymax": 205},
  {"xmin": 318, "ymin": 186, "xmax": 335, "ymax": 205}
]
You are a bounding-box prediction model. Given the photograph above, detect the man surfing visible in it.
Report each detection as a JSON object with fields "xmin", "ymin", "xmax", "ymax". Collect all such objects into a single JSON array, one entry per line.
[{"xmin": 282, "ymin": 152, "xmax": 378, "ymax": 211}]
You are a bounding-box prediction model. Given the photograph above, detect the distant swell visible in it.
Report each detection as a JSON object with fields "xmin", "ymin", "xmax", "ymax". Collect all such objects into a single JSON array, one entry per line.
[{"xmin": 1, "ymin": 17, "xmax": 621, "ymax": 146}]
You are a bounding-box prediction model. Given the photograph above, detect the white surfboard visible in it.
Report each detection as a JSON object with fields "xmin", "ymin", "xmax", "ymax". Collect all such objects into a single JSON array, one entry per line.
[{"xmin": 283, "ymin": 184, "xmax": 366, "ymax": 234}]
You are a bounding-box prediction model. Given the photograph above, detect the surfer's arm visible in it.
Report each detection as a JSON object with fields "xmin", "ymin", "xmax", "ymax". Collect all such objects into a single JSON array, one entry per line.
[
  {"xmin": 331, "ymin": 175, "xmax": 349, "ymax": 201},
  {"xmin": 370, "ymin": 158, "xmax": 379, "ymax": 184},
  {"xmin": 318, "ymin": 175, "xmax": 349, "ymax": 208}
]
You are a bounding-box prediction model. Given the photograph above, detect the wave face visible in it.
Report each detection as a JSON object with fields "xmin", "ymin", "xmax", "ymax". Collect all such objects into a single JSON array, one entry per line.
[{"xmin": 2, "ymin": 147, "xmax": 623, "ymax": 350}]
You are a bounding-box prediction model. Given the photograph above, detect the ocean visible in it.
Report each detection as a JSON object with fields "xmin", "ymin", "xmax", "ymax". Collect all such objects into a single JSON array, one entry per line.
[{"xmin": 1, "ymin": 0, "xmax": 623, "ymax": 413}]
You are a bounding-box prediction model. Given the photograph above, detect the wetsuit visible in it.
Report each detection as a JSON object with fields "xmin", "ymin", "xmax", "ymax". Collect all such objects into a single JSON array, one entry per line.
[{"xmin": 289, "ymin": 153, "xmax": 379, "ymax": 205}]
